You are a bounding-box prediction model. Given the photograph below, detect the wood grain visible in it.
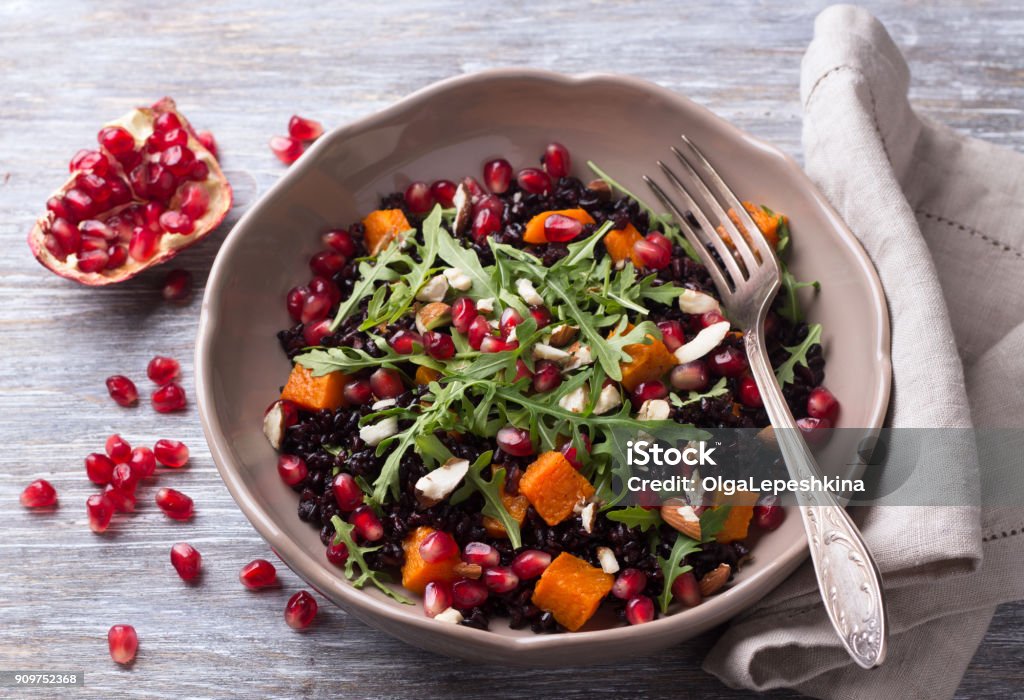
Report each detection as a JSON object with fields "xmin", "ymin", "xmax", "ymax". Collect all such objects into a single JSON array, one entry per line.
[{"xmin": 1, "ymin": 1, "xmax": 1022, "ymax": 698}]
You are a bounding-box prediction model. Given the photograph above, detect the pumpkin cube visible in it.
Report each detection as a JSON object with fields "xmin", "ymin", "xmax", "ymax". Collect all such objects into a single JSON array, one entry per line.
[
  {"xmin": 603, "ymin": 223, "xmax": 643, "ymax": 266},
  {"xmin": 483, "ymin": 490, "xmax": 530, "ymax": 538},
  {"xmin": 712, "ymin": 489, "xmax": 760, "ymax": 543},
  {"xmin": 532, "ymin": 552, "xmax": 613, "ymax": 631},
  {"xmin": 523, "ymin": 208, "xmax": 595, "ymax": 244},
  {"xmin": 280, "ymin": 364, "xmax": 348, "ymax": 411},
  {"xmin": 518, "ymin": 451, "xmax": 595, "ymax": 526},
  {"xmin": 362, "ymin": 209, "xmax": 411, "ymax": 255},
  {"xmin": 401, "ymin": 526, "xmax": 461, "ymax": 595}
]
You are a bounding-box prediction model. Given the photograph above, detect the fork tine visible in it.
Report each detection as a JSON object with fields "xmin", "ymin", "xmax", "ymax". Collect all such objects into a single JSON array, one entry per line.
[
  {"xmin": 643, "ymin": 175, "xmax": 734, "ymax": 296},
  {"xmin": 669, "ymin": 145, "xmax": 760, "ymax": 274},
  {"xmin": 677, "ymin": 135, "xmax": 778, "ymax": 267},
  {"xmin": 655, "ymin": 160, "xmax": 747, "ymax": 288}
]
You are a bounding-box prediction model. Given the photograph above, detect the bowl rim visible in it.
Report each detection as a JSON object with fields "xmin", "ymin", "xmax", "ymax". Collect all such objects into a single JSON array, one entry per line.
[{"xmin": 195, "ymin": 67, "xmax": 892, "ymax": 653}]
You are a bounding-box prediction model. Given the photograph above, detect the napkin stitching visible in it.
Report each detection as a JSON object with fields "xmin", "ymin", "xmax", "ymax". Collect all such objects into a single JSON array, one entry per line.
[
  {"xmin": 915, "ymin": 210, "xmax": 1024, "ymax": 259},
  {"xmin": 982, "ymin": 526, "xmax": 1023, "ymax": 542},
  {"xmin": 804, "ymin": 64, "xmax": 892, "ymax": 166}
]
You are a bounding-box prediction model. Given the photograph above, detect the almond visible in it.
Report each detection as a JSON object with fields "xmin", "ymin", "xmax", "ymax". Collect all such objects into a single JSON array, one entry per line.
[
  {"xmin": 586, "ymin": 179, "xmax": 612, "ymax": 201},
  {"xmin": 660, "ymin": 500, "xmax": 702, "ymax": 541},
  {"xmin": 698, "ymin": 563, "xmax": 731, "ymax": 596},
  {"xmin": 415, "ymin": 301, "xmax": 451, "ymax": 334},
  {"xmin": 453, "ymin": 562, "xmax": 483, "ymax": 579},
  {"xmin": 548, "ymin": 324, "xmax": 579, "ymax": 347}
]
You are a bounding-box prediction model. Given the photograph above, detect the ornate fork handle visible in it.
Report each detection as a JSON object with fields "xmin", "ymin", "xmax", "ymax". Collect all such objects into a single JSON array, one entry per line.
[{"xmin": 744, "ymin": 329, "xmax": 887, "ymax": 669}]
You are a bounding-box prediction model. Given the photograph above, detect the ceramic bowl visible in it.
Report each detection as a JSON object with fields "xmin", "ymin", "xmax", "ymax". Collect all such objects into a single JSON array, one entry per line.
[{"xmin": 196, "ymin": 69, "xmax": 890, "ymax": 666}]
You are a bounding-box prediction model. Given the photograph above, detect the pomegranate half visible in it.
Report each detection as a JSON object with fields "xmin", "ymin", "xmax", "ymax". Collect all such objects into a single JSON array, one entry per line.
[{"xmin": 28, "ymin": 97, "xmax": 232, "ymax": 285}]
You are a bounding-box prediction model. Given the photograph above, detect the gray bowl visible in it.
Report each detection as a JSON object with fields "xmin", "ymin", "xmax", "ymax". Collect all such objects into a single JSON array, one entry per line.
[{"xmin": 195, "ymin": 69, "xmax": 891, "ymax": 666}]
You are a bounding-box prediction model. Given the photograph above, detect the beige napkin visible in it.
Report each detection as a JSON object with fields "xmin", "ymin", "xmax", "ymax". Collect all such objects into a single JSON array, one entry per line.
[{"xmin": 702, "ymin": 5, "xmax": 1024, "ymax": 698}]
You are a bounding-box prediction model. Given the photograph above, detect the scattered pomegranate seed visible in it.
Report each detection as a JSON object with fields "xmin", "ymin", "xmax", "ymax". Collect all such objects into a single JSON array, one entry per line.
[
  {"xmin": 430, "ymin": 180, "xmax": 458, "ymax": 208},
  {"xmin": 170, "ymin": 542, "xmax": 202, "ymax": 581},
  {"xmin": 511, "ymin": 549, "xmax": 552, "ymax": 580},
  {"xmin": 111, "ymin": 463, "xmax": 138, "ymax": 494},
  {"xmin": 797, "ymin": 416, "xmax": 832, "ymax": 445},
  {"xmin": 155, "ymin": 487, "xmax": 193, "ymax": 521},
  {"xmin": 474, "ymin": 193, "xmax": 504, "ymax": 220},
  {"xmin": 342, "ymin": 379, "xmax": 373, "ymax": 405},
  {"xmin": 738, "ymin": 376, "xmax": 762, "ymax": 408},
  {"xmin": 85, "ymin": 452, "xmax": 116, "ymax": 485},
  {"xmin": 300, "ymin": 291, "xmax": 331, "ymax": 324},
  {"xmin": 419, "ymin": 531, "xmax": 459, "ymax": 564},
  {"xmin": 286, "ymin": 286, "xmax": 310, "ymax": 321},
  {"xmin": 657, "ymin": 320, "xmax": 686, "ymax": 352},
  {"xmin": 543, "ymin": 213, "xmax": 584, "ymax": 242},
  {"xmin": 309, "ymin": 250, "xmax": 346, "ymax": 278},
  {"xmin": 512, "ymin": 359, "xmax": 533, "ymax": 383},
  {"xmin": 807, "ymin": 387, "xmax": 840, "ymax": 423},
  {"xmin": 633, "ymin": 237, "xmax": 671, "ymax": 270},
  {"xmin": 467, "ymin": 315, "xmax": 492, "ymax": 349},
  {"xmin": 321, "ymin": 229, "xmax": 356, "ymax": 257},
  {"xmin": 631, "ymin": 380, "xmax": 668, "ymax": 409},
  {"xmin": 647, "ymin": 232, "xmax": 673, "ymax": 255},
  {"xmin": 108, "ymin": 624, "xmax": 138, "ymax": 665},
  {"xmin": 559, "ymin": 433, "xmax": 592, "ymax": 469},
  {"xmin": 471, "ymin": 208, "xmax": 501, "ymax": 242},
  {"xmin": 496, "ymin": 425, "xmax": 534, "ymax": 457},
  {"xmin": 285, "ymin": 591, "xmax": 318, "ymax": 629},
  {"xmin": 529, "ymin": 305, "xmax": 552, "ymax": 329},
  {"xmin": 349, "ymin": 505, "xmax": 383, "ymax": 542},
  {"xmin": 625, "ymin": 595, "xmax": 655, "ymax": 625},
  {"xmin": 462, "ymin": 542, "xmax": 499, "ymax": 567},
  {"xmin": 389, "ymin": 329, "xmax": 422, "ymax": 355},
  {"xmin": 404, "ymin": 181, "xmax": 434, "ymax": 214},
  {"xmin": 482, "ymin": 566, "xmax": 520, "ymax": 593},
  {"xmin": 162, "ymin": 268, "xmax": 194, "ymax": 302},
  {"xmin": 154, "ymin": 439, "xmax": 189, "ymax": 468},
  {"xmin": 700, "ymin": 310, "xmax": 726, "ymax": 327},
  {"xmin": 516, "ymin": 167, "xmax": 551, "ymax": 195},
  {"xmin": 671, "ymin": 571, "xmax": 702, "ymax": 607},
  {"xmin": 707, "ymin": 347, "xmax": 748, "ymax": 377},
  {"xmin": 369, "ymin": 368, "xmax": 404, "ymax": 399},
  {"xmin": 753, "ymin": 494, "xmax": 786, "ymax": 531},
  {"xmin": 499, "ymin": 307, "xmax": 523, "ymax": 339},
  {"xmin": 270, "ymin": 135, "xmax": 304, "ymax": 165},
  {"xmin": 612, "ymin": 569, "xmax": 648, "ymax": 600},
  {"xmin": 104, "ymin": 484, "xmax": 136, "ymax": 513},
  {"xmin": 106, "ymin": 375, "xmax": 138, "ymax": 407},
  {"xmin": 532, "ymin": 361, "xmax": 562, "ymax": 393},
  {"xmin": 151, "ymin": 382, "xmax": 187, "ymax": 413},
  {"xmin": 128, "ymin": 447, "xmax": 156, "ymax": 479},
  {"xmin": 147, "ymin": 356, "xmax": 180, "ymax": 385},
  {"xmin": 423, "ymin": 331, "xmax": 455, "ymax": 360},
  {"xmin": 277, "ymin": 454, "xmax": 308, "ymax": 487},
  {"xmin": 309, "ymin": 277, "xmax": 341, "ymax": 307},
  {"xmin": 451, "ymin": 578, "xmax": 489, "ymax": 612},
  {"xmin": 461, "ymin": 176, "xmax": 485, "ymax": 200},
  {"xmin": 322, "ymin": 541, "xmax": 349, "ymax": 568},
  {"xmin": 543, "ymin": 142, "xmax": 571, "ymax": 178},
  {"xmin": 670, "ymin": 361, "xmax": 709, "ymax": 392},
  {"xmin": 87, "ymin": 493, "xmax": 115, "ymax": 533},
  {"xmin": 239, "ymin": 559, "xmax": 277, "ymax": 589},
  {"xmin": 423, "ymin": 581, "xmax": 453, "ymax": 618},
  {"xmin": 20, "ymin": 479, "xmax": 57, "ymax": 508},
  {"xmin": 196, "ymin": 130, "xmax": 218, "ymax": 158},
  {"xmin": 288, "ymin": 115, "xmax": 324, "ymax": 142},
  {"xmin": 483, "ymin": 158, "xmax": 513, "ymax": 194},
  {"xmin": 302, "ymin": 319, "xmax": 333, "ymax": 346},
  {"xmin": 451, "ymin": 297, "xmax": 477, "ymax": 334},
  {"xmin": 332, "ymin": 472, "xmax": 364, "ymax": 512}
]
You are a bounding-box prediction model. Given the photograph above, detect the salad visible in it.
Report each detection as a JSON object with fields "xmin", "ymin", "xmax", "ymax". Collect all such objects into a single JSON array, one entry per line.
[{"xmin": 263, "ymin": 143, "xmax": 836, "ymax": 632}]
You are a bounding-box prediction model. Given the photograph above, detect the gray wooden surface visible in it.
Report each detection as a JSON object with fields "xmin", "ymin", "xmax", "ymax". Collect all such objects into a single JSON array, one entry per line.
[{"xmin": 1, "ymin": 1, "xmax": 1021, "ymax": 698}]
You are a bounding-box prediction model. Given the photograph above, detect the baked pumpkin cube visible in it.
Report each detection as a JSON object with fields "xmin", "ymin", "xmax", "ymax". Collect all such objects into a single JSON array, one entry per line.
[
  {"xmin": 712, "ymin": 489, "xmax": 761, "ymax": 543},
  {"xmin": 401, "ymin": 526, "xmax": 461, "ymax": 595},
  {"xmin": 280, "ymin": 364, "xmax": 348, "ymax": 411},
  {"xmin": 362, "ymin": 209, "xmax": 411, "ymax": 255},
  {"xmin": 608, "ymin": 323, "xmax": 676, "ymax": 392},
  {"xmin": 414, "ymin": 365, "xmax": 442, "ymax": 386},
  {"xmin": 603, "ymin": 222, "xmax": 643, "ymax": 266},
  {"xmin": 532, "ymin": 552, "xmax": 613, "ymax": 631},
  {"xmin": 483, "ymin": 490, "xmax": 530, "ymax": 538},
  {"xmin": 523, "ymin": 208, "xmax": 595, "ymax": 244},
  {"xmin": 518, "ymin": 451, "xmax": 595, "ymax": 526}
]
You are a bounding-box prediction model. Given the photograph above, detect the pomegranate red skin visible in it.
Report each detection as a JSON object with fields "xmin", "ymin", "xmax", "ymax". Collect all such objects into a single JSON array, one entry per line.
[
  {"xmin": 108, "ymin": 624, "xmax": 139, "ymax": 665},
  {"xmin": 20, "ymin": 479, "xmax": 58, "ymax": 508},
  {"xmin": 28, "ymin": 98, "xmax": 232, "ymax": 286},
  {"xmin": 239, "ymin": 559, "xmax": 278, "ymax": 589},
  {"xmin": 170, "ymin": 542, "xmax": 202, "ymax": 581},
  {"xmin": 285, "ymin": 590, "xmax": 318, "ymax": 629}
]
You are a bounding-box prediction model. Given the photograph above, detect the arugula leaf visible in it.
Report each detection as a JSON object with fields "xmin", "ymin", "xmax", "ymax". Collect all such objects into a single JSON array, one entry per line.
[
  {"xmin": 554, "ymin": 221, "xmax": 613, "ymax": 269},
  {"xmin": 636, "ymin": 277, "xmax": 688, "ymax": 306},
  {"xmin": 698, "ymin": 505, "xmax": 732, "ymax": 543},
  {"xmin": 449, "ymin": 452, "xmax": 521, "ymax": 548},
  {"xmin": 295, "ymin": 335, "xmax": 451, "ymax": 376},
  {"xmin": 370, "ymin": 206, "xmax": 444, "ymax": 325},
  {"xmin": 331, "ymin": 515, "xmax": 414, "ymax": 604},
  {"xmin": 670, "ymin": 376, "xmax": 729, "ymax": 407},
  {"xmin": 436, "ymin": 223, "xmax": 500, "ymax": 301},
  {"xmin": 775, "ymin": 323, "xmax": 823, "ymax": 386},
  {"xmin": 606, "ymin": 506, "xmax": 663, "ymax": 532},
  {"xmin": 328, "ymin": 243, "xmax": 404, "ymax": 331},
  {"xmin": 656, "ymin": 533, "xmax": 703, "ymax": 613},
  {"xmin": 777, "ymin": 266, "xmax": 821, "ymax": 323}
]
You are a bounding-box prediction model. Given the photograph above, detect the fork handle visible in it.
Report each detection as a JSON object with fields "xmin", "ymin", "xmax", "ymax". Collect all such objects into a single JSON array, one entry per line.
[{"xmin": 743, "ymin": 329, "xmax": 888, "ymax": 669}]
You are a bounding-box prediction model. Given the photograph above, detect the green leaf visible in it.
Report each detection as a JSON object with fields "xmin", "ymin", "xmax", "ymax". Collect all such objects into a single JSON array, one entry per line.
[
  {"xmin": 670, "ymin": 376, "xmax": 729, "ymax": 407},
  {"xmin": 295, "ymin": 336, "xmax": 450, "ymax": 376},
  {"xmin": 370, "ymin": 206, "xmax": 444, "ymax": 325},
  {"xmin": 436, "ymin": 223, "xmax": 500, "ymax": 301},
  {"xmin": 777, "ymin": 265, "xmax": 821, "ymax": 323},
  {"xmin": 698, "ymin": 505, "xmax": 732, "ymax": 543},
  {"xmin": 331, "ymin": 515, "xmax": 414, "ymax": 604},
  {"xmin": 328, "ymin": 243, "xmax": 405, "ymax": 331},
  {"xmin": 656, "ymin": 533, "xmax": 702, "ymax": 613},
  {"xmin": 606, "ymin": 506, "xmax": 663, "ymax": 532},
  {"xmin": 449, "ymin": 452, "xmax": 522, "ymax": 548},
  {"xmin": 775, "ymin": 323, "xmax": 823, "ymax": 387},
  {"xmin": 553, "ymin": 221, "xmax": 613, "ymax": 269}
]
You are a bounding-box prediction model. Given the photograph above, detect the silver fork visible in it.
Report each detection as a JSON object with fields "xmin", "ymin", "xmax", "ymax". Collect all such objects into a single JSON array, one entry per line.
[{"xmin": 644, "ymin": 136, "xmax": 887, "ymax": 669}]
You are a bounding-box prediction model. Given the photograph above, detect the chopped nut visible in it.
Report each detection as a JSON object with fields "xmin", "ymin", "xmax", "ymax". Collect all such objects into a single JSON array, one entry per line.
[
  {"xmin": 558, "ymin": 385, "xmax": 589, "ymax": 414},
  {"xmin": 371, "ymin": 398, "xmax": 396, "ymax": 410},
  {"xmin": 415, "ymin": 301, "xmax": 451, "ymax": 334},
  {"xmin": 564, "ymin": 342, "xmax": 594, "ymax": 371},
  {"xmin": 698, "ymin": 563, "xmax": 731, "ymax": 596},
  {"xmin": 592, "ymin": 383, "xmax": 622, "ymax": 415},
  {"xmin": 660, "ymin": 499, "xmax": 701, "ymax": 540},
  {"xmin": 532, "ymin": 343, "xmax": 571, "ymax": 362},
  {"xmin": 674, "ymin": 321, "xmax": 731, "ymax": 364},
  {"xmin": 580, "ymin": 502, "xmax": 596, "ymax": 534},
  {"xmin": 414, "ymin": 457, "xmax": 470, "ymax": 508},
  {"xmin": 415, "ymin": 275, "xmax": 449, "ymax": 303},
  {"xmin": 452, "ymin": 185, "xmax": 471, "ymax": 236},
  {"xmin": 678, "ymin": 289, "xmax": 720, "ymax": 315},
  {"xmin": 637, "ymin": 398, "xmax": 671, "ymax": 421},
  {"xmin": 433, "ymin": 607, "xmax": 464, "ymax": 624},
  {"xmin": 359, "ymin": 417, "xmax": 399, "ymax": 446},
  {"xmin": 476, "ymin": 297, "xmax": 495, "ymax": 314},
  {"xmin": 453, "ymin": 562, "xmax": 483, "ymax": 579},
  {"xmin": 596, "ymin": 546, "xmax": 619, "ymax": 574},
  {"xmin": 516, "ymin": 278, "xmax": 544, "ymax": 306},
  {"xmin": 443, "ymin": 267, "xmax": 472, "ymax": 291},
  {"xmin": 262, "ymin": 401, "xmax": 287, "ymax": 450},
  {"xmin": 586, "ymin": 179, "xmax": 612, "ymax": 201},
  {"xmin": 547, "ymin": 324, "xmax": 579, "ymax": 347}
]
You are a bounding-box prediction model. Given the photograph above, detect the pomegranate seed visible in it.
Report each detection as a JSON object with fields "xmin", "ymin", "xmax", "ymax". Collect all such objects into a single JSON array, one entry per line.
[
  {"xmin": 154, "ymin": 439, "xmax": 189, "ymax": 468},
  {"xmin": 560, "ymin": 433, "xmax": 592, "ymax": 469},
  {"xmin": 154, "ymin": 111, "xmax": 182, "ymax": 132},
  {"xmin": 285, "ymin": 591, "xmax": 318, "ymax": 629},
  {"xmin": 108, "ymin": 178, "xmax": 132, "ymax": 205},
  {"xmin": 147, "ymin": 356, "xmax": 180, "ymax": 385},
  {"xmin": 104, "ymin": 484, "xmax": 136, "ymax": 513},
  {"xmin": 423, "ymin": 581, "xmax": 452, "ymax": 618},
  {"xmin": 532, "ymin": 361, "xmax": 562, "ymax": 393},
  {"xmin": 161, "ymin": 145, "xmax": 196, "ymax": 178},
  {"xmin": 77, "ymin": 173, "xmax": 111, "ymax": 202},
  {"xmin": 467, "ymin": 315, "xmax": 492, "ymax": 349},
  {"xmin": 286, "ymin": 286, "xmax": 310, "ymax": 322},
  {"xmin": 625, "ymin": 595, "xmax": 656, "ymax": 625},
  {"xmin": 496, "ymin": 425, "xmax": 534, "ymax": 457},
  {"xmin": 647, "ymin": 232, "xmax": 673, "ymax": 255},
  {"xmin": 97, "ymin": 126, "xmax": 135, "ymax": 157},
  {"xmin": 430, "ymin": 180, "xmax": 458, "ymax": 208},
  {"xmin": 516, "ymin": 167, "xmax": 551, "ymax": 195},
  {"xmin": 155, "ymin": 487, "xmax": 194, "ymax": 520},
  {"xmin": 49, "ymin": 218, "xmax": 81, "ymax": 257},
  {"xmin": 277, "ymin": 454, "xmax": 308, "ymax": 486},
  {"xmin": 463, "ymin": 542, "xmax": 499, "ymax": 567},
  {"xmin": 128, "ymin": 227, "xmax": 160, "ymax": 262},
  {"xmin": 159, "ymin": 210, "xmax": 194, "ymax": 235},
  {"xmin": 111, "ymin": 463, "xmax": 138, "ymax": 494},
  {"xmin": 332, "ymin": 473, "xmax": 364, "ymax": 512},
  {"xmin": 170, "ymin": 542, "xmax": 202, "ymax": 581},
  {"xmin": 474, "ymin": 194, "xmax": 504, "ymax": 219},
  {"xmin": 20, "ymin": 479, "xmax": 57, "ymax": 508},
  {"xmin": 300, "ymin": 291, "xmax": 331, "ymax": 324},
  {"xmin": 482, "ymin": 566, "xmax": 520, "ymax": 593},
  {"xmin": 671, "ymin": 571, "xmax": 702, "ymax": 607},
  {"xmin": 543, "ymin": 142, "xmax": 571, "ymax": 178},
  {"xmin": 499, "ymin": 307, "xmax": 523, "ymax": 339},
  {"xmin": 160, "ymin": 269, "xmax": 193, "ymax": 303},
  {"xmin": 404, "ymin": 181, "xmax": 434, "ymax": 214},
  {"xmin": 87, "ymin": 493, "xmax": 115, "ymax": 533},
  {"xmin": 270, "ymin": 135, "xmax": 304, "ymax": 164},
  {"xmin": 807, "ymin": 386, "xmax": 840, "ymax": 423},
  {"xmin": 670, "ymin": 361, "xmax": 709, "ymax": 392},
  {"xmin": 511, "ymin": 549, "xmax": 551, "ymax": 580},
  {"xmin": 471, "ymin": 208, "xmax": 501, "ymax": 242},
  {"xmin": 288, "ymin": 115, "xmax": 324, "ymax": 141},
  {"xmin": 77, "ymin": 248, "xmax": 109, "ymax": 273},
  {"xmin": 309, "ymin": 276, "xmax": 341, "ymax": 305},
  {"xmin": 153, "ymin": 128, "xmax": 188, "ymax": 152},
  {"xmin": 309, "ymin": 250, "xmax": 346, "ymax": 277},
  {"xmin": 85, "ymin": 452, "xmax": 116, "ymax": 485},
  {"xmin": 71, "ymin": 149, "xmax": 110, "ymax": 175},
  {"xmin": 326, "ymin": 542, "xmax": 349, "ymax": 567},
  {"xmin": 239, "ymin": 559, "xmax": 277, "ymax": 589},
  {"xmin": 196, "ymin": 130, "xmax": 218, "ymax": 157},
  {"xmin": 483, "ymin": 158, "xmax": 513, "ymax": 194},
  {"xmin": 65, "ymin": 188, "xmax": 96, "ymax": 220},
  {"xmin": 701, "ymin": 310, "xmax": 727, "ymax": 327},
  {"xmin": 530, "ymin": 305, "xmax": 552, "ymax": 328},
  {"xmin": 187, "ymin": 160, "xmax": 209, "ymax": 181},
  {"xmin": 423, "ymin": 331, "xmax": 455, "ymax": 360},
  {"xmin": 631, "ymin": 380, "xmax": 668, "ymax": 409},
  {"xmin": 633, "ymin": 237, "xmax": 671, "ymax": 270},
  {"xmin": 349, "ymin": 505, "xmax": 383, "ymax": 542},
  {"xmin": 342, "ymin": 379, "xmax": 373, "ymax": 405},
  {"xmin": 302, "ymin": 319, "xmax": 333, "ymax": 346},
  {"xmin": 105, "ymin": 375, "xmax": 138, "ymax": 407},
  {"xmin": 107, "ymin": 624, "xmax": 138, "ymax": 665},
  {"xmin": 180, "ymin": 184, "xmax": 210, "ymax": 220},
  {"xmin": 451, "ymin": 297, "xmax": 477, "ymax": 333},
  {"xmin": 797, "ymin": 416, "xmax": 832, "ymax": 445},
  {"xmin": 369, "ymin": 368, "xmax": 404, "ymax": 399},
  {"xmin": 47, "ymin": 197, "xmax": 72, "ymax": 220},
  {"xmin": 265, "ymin": 399, "xmax": 300, "ymax": 430},
  {"xmin": 753, "ymin": 494, "xmax": 786, "ymax": 531},
  {"xmin": 657, "ymin": 321, "xmax": 686, "ymax": 352},
  {"xmin": 452, "ymin": 578, "xmax": 489, "ymax": 609},
  {"xmin": 738, "ymin": 376, "xmax": 762, "ymax": 408},
  {"xmin": 389, "ymin": 329, "xmax": 422, "ymax": 355},
  {"xmin": 708, "ymin": 347, "xmax": 748, "ymax": 377},
  {"xmin": 151, "ymin": 382, "xmax": 187, "ymax": 413},
  {"xmin": 322, "ymin": 229, "xmax": 356, "ymax": 257},
  {"xmin": 512, "ymin": 359, "xmax": 533, "ymax": 383},
  {"xmin": 612, "ymin": 568, "xmax": 648, "ymax": 600},
  {"xmin": 461, "ymin": 176, "xmax": 485, "ymax": 200},
  {"xmin": 419, "ymin": 530, "xmax": 459, "ymax": 564},
  {"xmin": 543, "ymin": 213, "xmax": 584, "ymax": 242},
  {"xmin": 128, "ymin": 447, "xmax": 156, "ymax": 479},
  {"xmin": 106, "ymin": 435, "xmax": 131, "ymax": 465},
  {"xmin": 106, "ymin": 245, "xmax": 128, "ymax": 269}
]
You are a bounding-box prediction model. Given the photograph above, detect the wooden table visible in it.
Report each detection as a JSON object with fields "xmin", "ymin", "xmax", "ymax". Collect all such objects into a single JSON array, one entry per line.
[{"xmin": 1, "ymin": 1, "xmax": 1020, "ymax": 697}]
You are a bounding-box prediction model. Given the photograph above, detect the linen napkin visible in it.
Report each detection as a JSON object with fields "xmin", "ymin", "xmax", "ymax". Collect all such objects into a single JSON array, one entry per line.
[{"xmin": 702, "ymin": 5, "xmax": 1024, "ymax": 698}]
